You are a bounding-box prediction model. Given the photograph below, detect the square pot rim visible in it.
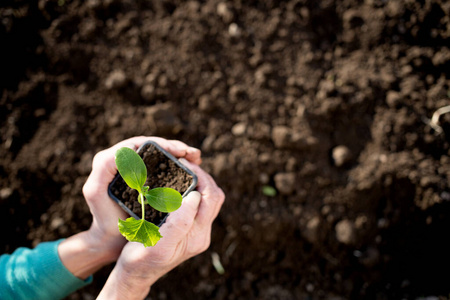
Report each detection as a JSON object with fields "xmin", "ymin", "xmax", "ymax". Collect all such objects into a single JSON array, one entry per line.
[{"xmin": 107, "ymin": 140, "xmax": 198, "ymax": 226}]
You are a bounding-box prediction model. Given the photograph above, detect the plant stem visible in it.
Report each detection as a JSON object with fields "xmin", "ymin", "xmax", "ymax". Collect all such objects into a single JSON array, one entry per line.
[{"xmin": 139, "ymin": 193, "xmax": 145, "ymax": 220}]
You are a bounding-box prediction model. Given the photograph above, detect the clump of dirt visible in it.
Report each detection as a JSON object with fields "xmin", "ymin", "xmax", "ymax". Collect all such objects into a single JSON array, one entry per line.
[{"xmin": 1, "ymin": 0, "xmax": 450, "ymax": 299}]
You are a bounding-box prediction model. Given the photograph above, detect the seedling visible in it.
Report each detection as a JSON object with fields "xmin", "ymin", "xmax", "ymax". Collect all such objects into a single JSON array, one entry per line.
[
  {"xmin": 262, "ymin": 185, "xmax": 277, "ymax": 197},
  {"xmin": 115, "ymin": 147, "xmax": 182, "ymax": 247}
]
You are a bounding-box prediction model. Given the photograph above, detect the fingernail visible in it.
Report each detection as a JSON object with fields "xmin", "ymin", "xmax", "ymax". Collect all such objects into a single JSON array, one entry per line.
[
  {"xmin": 188, "ymin": 147, "xmax": 201, "ymax": 154},
  {"xmin": 179, "ymin": 157, "xmax": 189, "ymax": 165}
]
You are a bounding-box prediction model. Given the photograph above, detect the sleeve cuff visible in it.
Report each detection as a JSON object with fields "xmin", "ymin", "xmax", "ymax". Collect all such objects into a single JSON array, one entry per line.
[
  {"xmin": 36, "ymin": 239, "xmax": 93, "ymax": 296},
  {"xmin": 0, "ymin": 239, "xmax": 93, "ymax": 299}
]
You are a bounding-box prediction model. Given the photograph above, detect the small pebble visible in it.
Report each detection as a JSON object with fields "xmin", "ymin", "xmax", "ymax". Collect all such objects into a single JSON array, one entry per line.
[{"xmin": 332, "ymin": 145, "xmax": 352, "ymax": 167}]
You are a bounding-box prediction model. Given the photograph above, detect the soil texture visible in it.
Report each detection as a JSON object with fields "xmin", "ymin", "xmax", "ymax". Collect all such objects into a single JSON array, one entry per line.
[{"xmin": 1, "ymin": 0, "xmax": 450, "ymax": 299}]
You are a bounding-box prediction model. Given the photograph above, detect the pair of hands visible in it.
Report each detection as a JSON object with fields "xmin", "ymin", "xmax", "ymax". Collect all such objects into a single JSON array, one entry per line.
[{"xmin": 81, "ymin": 136, "xmax": 225, "ymax": 298}]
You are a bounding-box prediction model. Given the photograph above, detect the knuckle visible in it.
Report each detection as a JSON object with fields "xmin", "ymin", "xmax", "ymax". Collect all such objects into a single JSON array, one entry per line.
[
  {"xmin": 82, "ymin": 176, "xmax": 93, "ymax": 196},
  {"xmin": 82, "ymin": 181, "xmax": 96, "ymax": 200},
  {"xmin": 126, "ymin": 254, "xmax": 144, "ymax": 266},
  {"xmin": 217, "ymin": 188, "xmax": 225, "ymax": 203},
  {"xmin": 192, "ymin": 235, "xmax": 211, "ymax": 255},
  {"xmin": 92, "ymin": 150, "xmax": 106, "ymax": 167},
  {"xmin": 82, "ymin": 182, "xmax": 89, "ymax": 197},
  {"xmin": 200, "ymin": 236, "xmax": 211, "ymax": 253},
  {"xmin": 208, "ymin": 188, "xmax": 225, "ymax": 205}
]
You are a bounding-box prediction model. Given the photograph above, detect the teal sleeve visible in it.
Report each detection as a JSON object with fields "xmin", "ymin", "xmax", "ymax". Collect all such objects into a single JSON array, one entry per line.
[{"xmin": 0, "ymin": 239, "xmax": 93, "ymax": 300}]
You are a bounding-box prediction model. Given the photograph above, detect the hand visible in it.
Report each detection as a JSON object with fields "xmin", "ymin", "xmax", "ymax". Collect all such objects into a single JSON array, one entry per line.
[
  {"xmin": 58, "ymin": 137, "xmax": 202, "ymax": 280},
  {"xmin": 82, "ymin": 136, "xmax": 202, "ymax": 258},
  {"xmin": 97, "ymin": 160, "xmax": 225, "ymax": 299}
]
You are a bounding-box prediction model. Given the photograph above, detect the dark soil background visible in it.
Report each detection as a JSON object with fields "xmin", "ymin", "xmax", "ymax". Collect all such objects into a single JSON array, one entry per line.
[{"xmin": 1, "ymin": 0, "xmax": 450, "ymax": 299}]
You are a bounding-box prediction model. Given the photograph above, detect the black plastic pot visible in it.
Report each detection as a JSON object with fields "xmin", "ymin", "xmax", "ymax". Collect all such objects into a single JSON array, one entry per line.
[{"xmin": 108, "ymin": 140, "xmax": 198, "ymax": 227}]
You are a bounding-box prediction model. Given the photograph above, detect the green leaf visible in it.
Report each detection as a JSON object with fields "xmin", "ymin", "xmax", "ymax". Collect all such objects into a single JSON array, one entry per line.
[
  {"xmin": 262, "ymin": 185, "xmax": 277, "ymax": 197},
  {"xmin": 118, "ymin": 217, "xmax": 162, "ymax": 247},
  {"xmin": 143, "ymin": 187, "xmax": 182, "ymax": 213},
  {"xmin": 115, "ymin": 147, "xmax": 147, "ymax": 193}
]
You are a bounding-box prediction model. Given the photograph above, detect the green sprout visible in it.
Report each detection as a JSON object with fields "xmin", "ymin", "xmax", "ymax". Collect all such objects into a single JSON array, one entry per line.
[
  {"xmin": 115, "ymin": 147, "xmax": 182, "ymax": 247},
  {"xmin": 262, "ymin": 185, "xmax": 277, "ymax": 197}
]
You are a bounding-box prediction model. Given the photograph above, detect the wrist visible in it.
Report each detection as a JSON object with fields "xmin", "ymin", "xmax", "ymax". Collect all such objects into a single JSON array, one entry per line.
[
  {"xmin": 97, "ymin": 264, "xmax": 152, "ymax": 300},
  {"xmin": 58, "ymin": 230, "xmax": 125, "ymax": 280},
  {"xmin": 85, "ymin": 226, "xmax": 127, "ymax": 263}
]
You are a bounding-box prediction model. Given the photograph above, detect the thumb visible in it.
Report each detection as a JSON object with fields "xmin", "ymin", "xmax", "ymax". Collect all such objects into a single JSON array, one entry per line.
[
  {"xmin": 160, "ymin": 191, "xmax": 201, "ymax": 236},
  {"xmin": 182, "ymin": 190, "xmax": 202, "ymax": 214}
]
